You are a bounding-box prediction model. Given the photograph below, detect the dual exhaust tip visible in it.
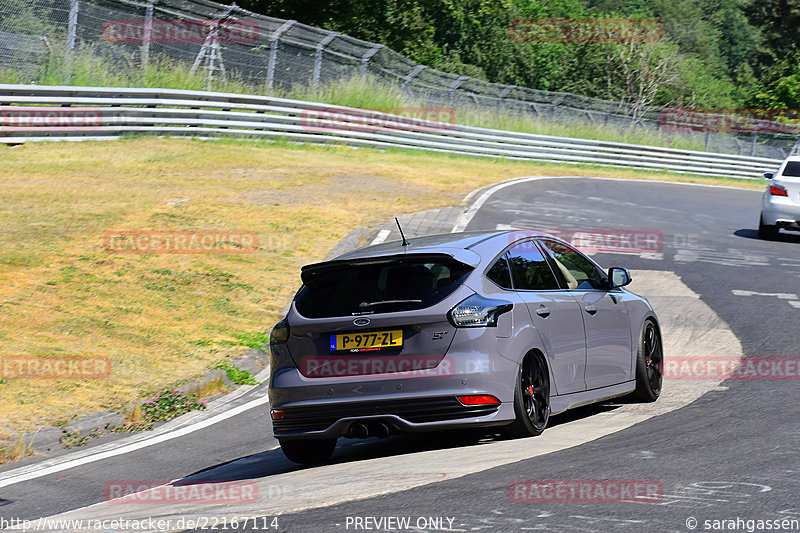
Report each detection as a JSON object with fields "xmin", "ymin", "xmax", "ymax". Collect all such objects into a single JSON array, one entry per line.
[{"xmin": 346, "ymin": 421, "xmax": 391, "ymax": 439}]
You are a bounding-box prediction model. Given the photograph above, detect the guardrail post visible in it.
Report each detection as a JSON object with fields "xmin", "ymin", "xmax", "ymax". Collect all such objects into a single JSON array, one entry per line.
[
  {"xmin": 141, "ymin": 0, "xmax": 155, "ymax": 71},
  {"xmin": 266, "ymin": 20, "xmax": 297, "ymax": 90},
  {"xmin": 312, "ymin": 31, "xmax": 339, "ymax": 88},
  {"xmin": 359, "ymin": 45, "xmax": 382, "ymax": 79},
  {"xmin": 66, "ymin": 0, "xmax": 79, "ymax": 80},
  {"xmin": 403, "ymin": 65, "xmax": 426, "ymax": 97},
  {"xmin": 497, "ymin": 86, "xmax": 513, "ymax": 116}
]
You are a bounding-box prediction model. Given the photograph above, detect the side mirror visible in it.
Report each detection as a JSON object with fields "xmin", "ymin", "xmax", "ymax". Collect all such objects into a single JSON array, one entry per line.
[
  {"xmin": 608, "ymin": 267, "xmax": 632, "ymax": 289},
  {"xmin": 764, "ymin": 172, "xmax": 774, "ymax": 180}
]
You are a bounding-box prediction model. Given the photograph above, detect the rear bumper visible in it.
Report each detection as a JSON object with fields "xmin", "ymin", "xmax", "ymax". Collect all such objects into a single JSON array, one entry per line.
[
  {"xmin": 272, "ymin": 396, "xmax": 511, "ymax": 439},
  {"xmin": 268, "ymin": 340, "xmax": 520, "ymax": 438},
  {"xmin": 763, "ymin": 195, "xmax": 800, "ymax": 227}
]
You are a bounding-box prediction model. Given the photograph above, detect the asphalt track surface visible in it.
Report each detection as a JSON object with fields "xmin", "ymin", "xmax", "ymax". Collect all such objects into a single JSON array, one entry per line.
[{"xmin": 2, "ymin": 177, "xmax": 800, "ymax": 532}]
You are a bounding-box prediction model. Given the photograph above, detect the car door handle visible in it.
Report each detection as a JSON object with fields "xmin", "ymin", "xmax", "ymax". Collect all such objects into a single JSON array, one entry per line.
[
  {"xmin": 584, "ymin": 304, "xmax": 598, "ymax": 315},
  {"xmin": 535, "ymin": 306, "xmax": 551, "ymax": 318}
]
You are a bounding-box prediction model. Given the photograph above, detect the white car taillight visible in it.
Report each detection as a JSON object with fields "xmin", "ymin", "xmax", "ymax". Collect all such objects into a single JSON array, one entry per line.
[{"xmin": 770, "ymin": 184, "xmax": 789, "ymax": 197}]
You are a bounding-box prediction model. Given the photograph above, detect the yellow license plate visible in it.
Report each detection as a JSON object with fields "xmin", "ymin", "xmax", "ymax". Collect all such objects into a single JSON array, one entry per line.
[{"xmin": 330, "ymin": 330, "xmax": 403, "ymax": 351}]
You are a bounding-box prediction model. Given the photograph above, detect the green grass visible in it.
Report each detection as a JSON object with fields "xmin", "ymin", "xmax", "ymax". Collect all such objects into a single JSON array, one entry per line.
[
  {"xmin": 0, "ymin": 45, "xmax": 706, "ymax": 151},
  {"xmin": 213, "ymin": 361, "xmax": 260, "ymax": 385}
]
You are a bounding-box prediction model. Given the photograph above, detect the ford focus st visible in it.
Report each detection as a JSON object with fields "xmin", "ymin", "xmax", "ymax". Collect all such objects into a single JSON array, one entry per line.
[{"xmin": 268, "ymin": 230, "xmax": 662, "ymax": 464}]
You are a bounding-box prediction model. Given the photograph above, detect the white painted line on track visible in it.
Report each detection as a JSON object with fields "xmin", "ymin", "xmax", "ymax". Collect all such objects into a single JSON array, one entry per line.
[
  {"xmin": 371, "ymin": 229, "xmax": 392, "ymax": 245},
  {"xmin": 452, "ymin": 175, "xmax": 759, "ymax": 233},
  {"xmin": 731, "ymin": 289, "xmax": 797, "ymax": 299},
  {"xmin": 0, "ymin": 369, "xmax": 272, "ymax": 489},
  {"xmin": 0, "ymin": 395, "xmax": 269, "ymax": 489},
  {"xmin": 452, "ymin": 177, "xmax": 565, "ymax": 232}
]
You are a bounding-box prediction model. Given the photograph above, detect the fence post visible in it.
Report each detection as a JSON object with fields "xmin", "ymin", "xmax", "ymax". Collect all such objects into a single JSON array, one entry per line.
[
  {"xmin": 190, "ymin": 4, "xmax": 235, "ymax": 90},
  {"xmin": 266, "ymin": 20, "xmax": 297, "ymax": 90},
  {"xmin": 359, "ymin": 45, "xmax": 382, "ymax": 79},
  {"xmin": 403, "ymin": 65, "xmax": 426, "ymax": 97},
  {"xmin": 66, "ymin": 0, "xmax": 79, "ymax": 80},
  {"xmin": 751, "ymin": 129, "xmax": 758, "ymax": 157},
  {"xmin": 312, "ymin": 31, "xmax": 339, "ymax": 88},
  {"xmin": 142, "ymin": 0, "xmax": 155, "ymax": 71},
  {"xmin": 791, "ymin": 136, "xmax": 800, "ymax": 156},
  {"xmin": 447, "ymin": 75, "xmax": 468, "ymax": 107},
  {"xmin": 497, "ymin": 85, "xmax": 513, "ymax": 116}
]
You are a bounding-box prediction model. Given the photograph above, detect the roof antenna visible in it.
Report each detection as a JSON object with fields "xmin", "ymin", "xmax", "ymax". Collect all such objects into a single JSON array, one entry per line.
[{"xmin": 395, "ymin": 217, "xmax": 409, "ymax": 247}]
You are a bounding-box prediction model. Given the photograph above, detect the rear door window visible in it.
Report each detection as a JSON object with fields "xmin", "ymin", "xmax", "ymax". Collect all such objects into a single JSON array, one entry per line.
[{"xmin": 295, "ymin": 255, "xmax": 473, "ymax": 318}]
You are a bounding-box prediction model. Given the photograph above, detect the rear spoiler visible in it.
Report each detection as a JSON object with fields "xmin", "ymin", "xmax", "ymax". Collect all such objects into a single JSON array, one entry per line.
[{"xmin": 300, "ymin": 251, "xmax": 480, "ymax": 285}]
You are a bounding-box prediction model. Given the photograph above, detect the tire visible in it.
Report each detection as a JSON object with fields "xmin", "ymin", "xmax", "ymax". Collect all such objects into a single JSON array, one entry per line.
[
  {"xmin": 506, "ymin": 352, "xmax": 550, "ymax": 438},
  {"xmin": 633, "ymin": 320, "xmax": 662, "ymax": 402},
  {"xmin": 759, "ymin": 214, "xmax": 779, "ymax": 240},
  {"xmin": 278, "ymin": 438, "xmax": 336, "ymax": 464}
]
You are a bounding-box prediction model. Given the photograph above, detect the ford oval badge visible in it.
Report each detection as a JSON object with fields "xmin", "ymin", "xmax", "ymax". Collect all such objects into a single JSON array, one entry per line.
[{"xmin": 353, "ymin": 318, "xmax": 371, "ymax": 327}]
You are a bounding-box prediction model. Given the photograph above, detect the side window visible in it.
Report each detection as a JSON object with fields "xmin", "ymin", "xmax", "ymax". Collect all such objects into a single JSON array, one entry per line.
[
  {"xmin": 486, "ymin": 253, "xmax": 513, "ymax": 289},
  {"xmin": 541, "ymin": 239, "xmax": 606, "ymax": 291},
  {"xmin": 507, "ymin": 241, "xmax": 559, "ymax": 290}
]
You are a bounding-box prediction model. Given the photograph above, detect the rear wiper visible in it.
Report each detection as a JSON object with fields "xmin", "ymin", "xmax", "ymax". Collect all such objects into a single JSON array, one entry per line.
[{"xmin": 359, "ymin": 299, "xmax": 422, "ymax": 310}]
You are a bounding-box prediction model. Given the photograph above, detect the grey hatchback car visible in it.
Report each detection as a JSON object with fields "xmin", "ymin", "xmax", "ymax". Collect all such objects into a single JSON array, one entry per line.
[{"xmin": 268, "ymin": 230, "xmax": 662, "ymax": 464}]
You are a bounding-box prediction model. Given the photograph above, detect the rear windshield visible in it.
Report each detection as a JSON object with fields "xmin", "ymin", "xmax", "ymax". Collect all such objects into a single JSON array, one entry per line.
[
  {"xmin": 295, "ymin": 256, "xmax": 473, "ymax": 318},
  {"xmin": 783, "ymin": 162, "xmax": 800, "ymax": 177}
]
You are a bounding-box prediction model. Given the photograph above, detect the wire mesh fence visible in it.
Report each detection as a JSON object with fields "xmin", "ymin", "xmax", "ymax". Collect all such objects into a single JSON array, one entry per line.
[{"xmin": 1, "ymin": 0, "xmax": 798, "ymax": 159}]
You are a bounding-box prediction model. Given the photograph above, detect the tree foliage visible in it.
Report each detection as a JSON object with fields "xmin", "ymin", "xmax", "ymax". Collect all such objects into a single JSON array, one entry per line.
[{"xmin": 238, "ymin": 0, "xmax": 800, "ymax": 111}]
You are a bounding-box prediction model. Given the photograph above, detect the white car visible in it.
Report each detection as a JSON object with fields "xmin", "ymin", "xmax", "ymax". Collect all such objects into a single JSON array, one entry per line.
[{"xmin": 760, "ymin": 155, "xmax": 800, "ymax": 239}]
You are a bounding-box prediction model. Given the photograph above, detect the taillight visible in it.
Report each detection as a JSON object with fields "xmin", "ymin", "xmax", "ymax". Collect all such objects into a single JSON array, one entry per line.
[
  {"xmin": 270, "ymin": 409, "xmax": 285, "ymax": 420},
  {"xmin": 770, "ymin": 184, "xmax": 789, "ymax": 197},
  {"xmin": 269, "ymin": 319, "xmax": 289, "ymax": 345},
  {"xmin": 457, "ymin": 395, "xmax": 500, "ymax": 405},
  {"xmin": 448, "ymin": 294, "xmax": 512, "ymax": 327}
]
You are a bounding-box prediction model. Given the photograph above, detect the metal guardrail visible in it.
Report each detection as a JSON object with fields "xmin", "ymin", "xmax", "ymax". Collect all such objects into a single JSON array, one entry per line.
[{"xmin": 0, "ymin": 84, "xmax": 781, "ymax": 179}]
